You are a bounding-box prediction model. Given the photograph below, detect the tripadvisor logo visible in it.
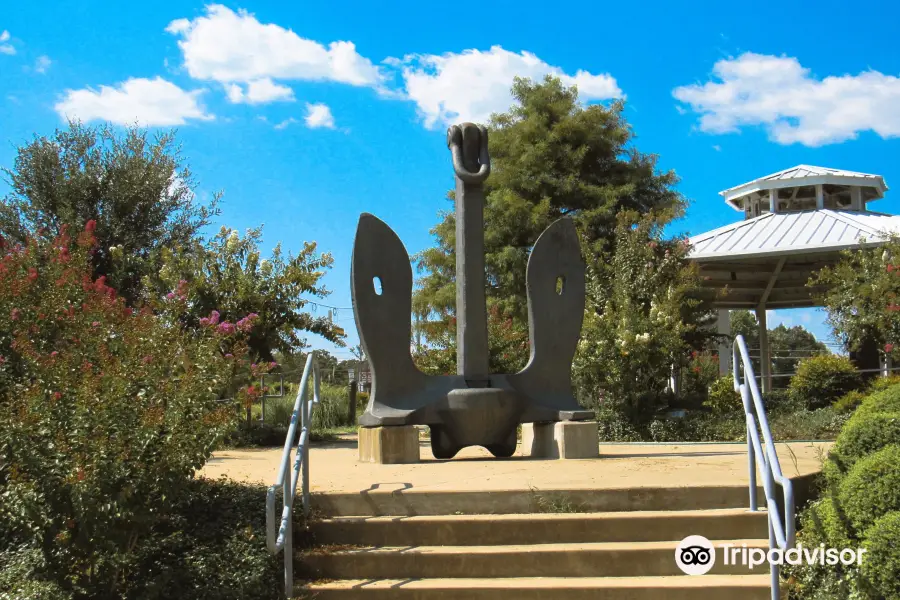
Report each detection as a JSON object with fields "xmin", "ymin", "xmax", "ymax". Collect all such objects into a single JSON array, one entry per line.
[{"xmin": 675, "ymin": 535, "xmax": 867, "ymax": 575}]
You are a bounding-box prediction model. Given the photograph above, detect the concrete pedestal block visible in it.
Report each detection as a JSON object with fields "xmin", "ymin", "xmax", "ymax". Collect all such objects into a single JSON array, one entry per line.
[
  {"xmin": 358, "ymin": 426, "xmax": 420, "ymax": 464},
  {"xmin": 522, "ymin": 421, "xmax": 599, "ymax": 459}
]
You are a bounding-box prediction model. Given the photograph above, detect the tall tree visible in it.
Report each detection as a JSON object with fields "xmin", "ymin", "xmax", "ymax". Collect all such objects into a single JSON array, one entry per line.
[
  {"xmin": 152, "ymin": 226, "xmax": 345, "ymax": 361},
  {"xmin": 413, "ymin": 76, "xmax": 685, "ymax": 370},
  {"xmin": 730, "ymin": 309, "xmax": 829, "ymax": 380},
  {"xmin": 574, "ymin": 211, "xmax": 706, "ymax": 421},
  {"xmin": 0, "ymin": 121, "xmax": 218, "ymax": 302}
]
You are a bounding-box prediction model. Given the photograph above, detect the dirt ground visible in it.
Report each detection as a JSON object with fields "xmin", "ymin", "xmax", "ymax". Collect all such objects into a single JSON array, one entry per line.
[{"xmin": 200, "ymin": 436, "xmax": 830, "ymax": 493}]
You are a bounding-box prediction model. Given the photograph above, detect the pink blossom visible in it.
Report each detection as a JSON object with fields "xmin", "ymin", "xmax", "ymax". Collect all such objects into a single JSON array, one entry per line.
[
  {"xmin": 199, "ymin": 317, "xmax": 210, "ymax": 326},
  {"xmin": 85, "ymin": 220, "xmax": 97, "ymax": 233},
  {"xmin": 50, "ymin": 351, "xmax": 59, "ymax": 358},
  {"xmin": 28, "ymin": 267, "xmax": 38, "ymax": 281},
  {"xmin": 217, "ymin": 322, "xmax": 235, "ymax": 334},
  {"xmin": 166, "ymin": 292, "xmax": 176, "ymax": 300},
  {"xmin": 224, "ymin": 353, "xmax": 234, "ymax": 359},
  {"xmin": 142, "ymin": 356, "xmax": 153, "ymax": 364},
  {"xmin": 0, "ymin": 356, "xmax": 6, "ymax": 364},
  {"xmin": 10, "ymin": 308, "xmax": 20, "ymax": 321},
  {"xmin": 209, "ymin": 310, "xmax": 220, "ymax": 326},
  {"xmin": 92, "ymin": 321, "xmax": 100, "ymax": 328},
  {"xmin": 886, "ymin": 343, "xmax": 895, "ymax": 353}
]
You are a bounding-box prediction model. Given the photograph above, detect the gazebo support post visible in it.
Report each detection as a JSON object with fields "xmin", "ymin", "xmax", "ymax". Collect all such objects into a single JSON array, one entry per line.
[
  {"xmin": 756, "ymin": 306, "xmax": 771, "ymax": 394},
  {"xmin": 717, "ymin": 308, "xmax": 732, "ymax": 376}
]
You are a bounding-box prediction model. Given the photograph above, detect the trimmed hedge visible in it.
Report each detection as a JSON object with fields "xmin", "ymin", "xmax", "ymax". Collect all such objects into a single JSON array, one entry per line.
[
  {"xmin": 860, "ymin": 512, "xmax": 900, "ymax": 600},
  {"xmin": 854, "ymin": 383, "xmax": 900, "ymax": 421},
  {"xmin": 798, "ymin": 494, "xmax": 854, "ymax": 548},
  {"xmin": 833, "ymin": 389, "xmax": 868, "ymax": 414},
  {"xmin": 789, "ymin": 355, "xmax": 863, "ymax": 410},
  {"xmin": 838, "ymin": 445, "xmax": 900, "ymax": 534},
  {"xmin": 829, "ymin": 413, "xmax": 900, "ymax": 479}
]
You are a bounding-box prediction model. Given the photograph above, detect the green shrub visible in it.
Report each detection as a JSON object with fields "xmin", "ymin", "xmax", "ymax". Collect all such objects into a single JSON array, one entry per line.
[
  {"xmin": 803, "ymin": 496, "xmax": 854, "ymax": 547},
  {"xmin": 119, "ymin": 478, "xmax": 280, "ymax": 600},
  {"xmin": 0, "ymin": 544, "xmax": 74, "ymax": 600},
  {"xmin": 769, "ymin": 408, "xmax": 848, "ymax": 440},
  {"xmin": 854, "ymin": 383, "xmax": 900, "ymax": 421},
  {"xmin": 789, "ymin": 354, "xmax": 863, "ymax": 410},
  {"xmin": 763, "ymin": 388, "xmax": 794, "ymax": 412},
  {"xmin": 833, "ymin": 389, "xmax": 868, "ymax": 414},
  {"xmin": 596, "ymin": 405, "xmax": 643, "ymax": 442},
  {"xmin": 838, "ymin": 445, "xmax": 900, "ymax": 534},
  {"xmin": 860, "ymin": 511, "xmax": 900, "ymax": 600},
  {"xmin": 830, "ymin": 413, "xmax": 900, "ymax": 477},
  {"xmin": 0, "ymin": 227, "xmax": 258, "ymax": 596},
  {"xmin": 704, "ymin": 376, "xmax": 742, "ymax": 414},
  {"xmin": 867, "ymin": 375, "xmax": 900, "ymax": 393},
  {"xmin": 312, "ymin": 383, "xmax": 352, "ymax": 430}
]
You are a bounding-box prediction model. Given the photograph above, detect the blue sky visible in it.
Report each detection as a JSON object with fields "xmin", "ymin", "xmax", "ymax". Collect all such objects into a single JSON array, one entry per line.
[{"xmin": 2, "ymin": 0, "xmax": 899, "ymax": 360}]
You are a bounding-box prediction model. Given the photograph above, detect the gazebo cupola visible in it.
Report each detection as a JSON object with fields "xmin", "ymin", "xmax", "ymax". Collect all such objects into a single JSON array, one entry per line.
[{"xmin": 721, "ymin": 165, "xmax": 887, "ymax": 219}]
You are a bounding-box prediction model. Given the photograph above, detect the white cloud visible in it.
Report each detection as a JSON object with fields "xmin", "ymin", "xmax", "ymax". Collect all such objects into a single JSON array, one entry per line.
[
  {"xmin": 55, "ymin": 77, "xmax": 212, "ymax": 126},
  {"xmin": 304, "ymin": 102, "xmax": 335, "ymax": 129},
  {"xmin": 394, "ymin": 45, "xmax": 623, "ymax": 128},
  {"xmin": 166, "ymin": 4, "xmax": 381, "ymax": 93},
  {"xmin": 34, "ymin": 55, "xmax": 51, "ymax": 73},
  {"xmin": 0, "ymin": 30, "xmax": 14, "ymax": 55},
  {"xmin": 274, "ymin": 117, "xmax": 299, "ymax": 130},
  {"xmin": 673, "ymin": 52, "xmax": 900, "ymax": 146},
  {"xmin": 225, "ymin": 77, "xmax": 294, "ymax": 104},
  {"xmin": 712, "ymin": 144, "xmax": 721, "ymax": 152}
]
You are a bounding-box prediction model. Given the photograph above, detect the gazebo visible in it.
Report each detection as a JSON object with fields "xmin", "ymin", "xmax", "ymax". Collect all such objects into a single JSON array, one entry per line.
[{"xmin": 689, "ymin": 165, "xmax": 897, "ymax": 392}]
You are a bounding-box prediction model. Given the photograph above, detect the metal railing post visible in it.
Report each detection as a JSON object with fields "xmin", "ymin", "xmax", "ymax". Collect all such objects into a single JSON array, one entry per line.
[{"xmin": 747, "ymin": 412, "xmax": 758, "ymax": 511}]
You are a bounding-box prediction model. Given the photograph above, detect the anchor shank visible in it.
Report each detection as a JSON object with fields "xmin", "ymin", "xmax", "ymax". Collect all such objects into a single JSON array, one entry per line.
[{"xmin": 450, "ymin": 124, "xmax": 491, "ymax": 385}]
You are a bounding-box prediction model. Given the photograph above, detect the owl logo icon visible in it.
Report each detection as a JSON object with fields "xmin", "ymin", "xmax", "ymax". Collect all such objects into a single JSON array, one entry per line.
[{"xmin": 676, "ymin": 535, "xmax": 716, "ymax": 575}]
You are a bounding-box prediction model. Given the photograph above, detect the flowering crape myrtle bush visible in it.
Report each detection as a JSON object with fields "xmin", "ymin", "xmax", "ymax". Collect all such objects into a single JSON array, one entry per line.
[
  {"xmin": 814, "ymin": 237, "xmax": 900, "ymax": 365},
  {"xmin": 0, "ymin": 222, "xmax": 263, "ymax": 595},
  {"xmin": 574, "ymin": 211, "xmax": 704, "ymax": 425}
]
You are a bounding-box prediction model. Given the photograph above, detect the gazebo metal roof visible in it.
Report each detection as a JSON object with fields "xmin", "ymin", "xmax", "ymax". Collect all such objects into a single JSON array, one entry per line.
[
  {"xmin": 720, "ymin": 165, "xmax": 888, "ymax": 211},
  {"xmin": 690, "ymin": 209, "xmax": 900, "ymax": 262}
]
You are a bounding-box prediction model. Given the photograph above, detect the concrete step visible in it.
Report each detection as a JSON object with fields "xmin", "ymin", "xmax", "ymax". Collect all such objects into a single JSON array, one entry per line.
[
  {"xmin": 311, "ymin": 508, "xmax": 768, "ymax": 546},
  {"xmin": 311, "ymin": 485, "xmax": 766, "ymax": 517},
  {"xmin": 301, "ymin": 575, "xmax": 772, "ymax": 599},
  {"xmin": 300, "ymin": 539, "xmax": 769, "ymax": 580}
]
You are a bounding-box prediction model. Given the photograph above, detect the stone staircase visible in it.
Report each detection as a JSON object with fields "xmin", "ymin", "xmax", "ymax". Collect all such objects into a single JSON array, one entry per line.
[{"xmin": 296, "ymin": 485, "xmax": 773, "ymax": 599}]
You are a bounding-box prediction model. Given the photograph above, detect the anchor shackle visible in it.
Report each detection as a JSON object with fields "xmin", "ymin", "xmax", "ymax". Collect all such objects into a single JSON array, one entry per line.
[{"xmin": 447, "ymin": 123, "xmax": 490, "ymax": 184}]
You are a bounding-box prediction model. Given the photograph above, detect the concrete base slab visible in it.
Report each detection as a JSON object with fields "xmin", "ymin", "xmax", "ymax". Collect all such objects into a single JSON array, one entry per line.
[
  {"xmin": 358, "ymin": 426, "xmax": 420, "ymax": 464},
  {"xmin": 523, "ymin": 421, "xmax": 599, "ymax": 459}
]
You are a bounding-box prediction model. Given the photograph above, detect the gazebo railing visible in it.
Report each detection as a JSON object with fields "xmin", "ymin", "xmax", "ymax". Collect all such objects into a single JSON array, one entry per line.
[{"xmin": 732, "ymin": 334, "xmax": 795, "ymax": 600}]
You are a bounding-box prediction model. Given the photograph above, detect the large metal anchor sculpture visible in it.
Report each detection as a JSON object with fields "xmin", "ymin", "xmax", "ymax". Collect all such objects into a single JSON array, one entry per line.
[{"xmin": 351, "ymin": 122, "xmax": 592, "ymax": 459}]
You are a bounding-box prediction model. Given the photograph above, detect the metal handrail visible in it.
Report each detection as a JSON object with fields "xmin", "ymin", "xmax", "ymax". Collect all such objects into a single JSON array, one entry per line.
[
  {"xmin": 732, "ymin": 335, "xmax": 795, "ymax": 600},
  {"xmin": 265, "ymin": 352, "xmax": 321, "ymax": 598}
]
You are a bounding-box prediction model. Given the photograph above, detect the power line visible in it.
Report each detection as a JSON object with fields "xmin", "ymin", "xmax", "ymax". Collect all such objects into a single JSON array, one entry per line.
[{"xmin": 306, "ymin": 301, "xmax": 353, "ymax": 311}]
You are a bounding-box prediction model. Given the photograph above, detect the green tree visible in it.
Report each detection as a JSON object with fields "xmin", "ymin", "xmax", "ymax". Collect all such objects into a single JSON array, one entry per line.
[
  {"xmin": 412, "ymin": 76, "xmax": 685, "ymax": 370},
  {"xmin": 813, "ymin": 238, "xmax": 900, "ymax": 363},
  {"xmin": 573, "ymin": 211, "xmax": 706, "ymax": 425},
  {"xmin": 730, "ymin": 309, "xmax": 829, "ymax": 380},
  {"xmin": 1, "ymin": 122, "xmax": 218, "ymax": 303},
  {"xmin": 152, "ymin": 226, "xmax": 345, "ymax": 362}
]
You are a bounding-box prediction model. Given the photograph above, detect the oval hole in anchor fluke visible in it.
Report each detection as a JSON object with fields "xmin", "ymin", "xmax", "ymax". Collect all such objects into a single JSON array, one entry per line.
[
  {"xmin": 373, "ymin": 276, "xmax": 383, "ymax": 296},
  {"xmin": 555, "ymin": 275, "xmax": 565, "ymax": 295}
]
